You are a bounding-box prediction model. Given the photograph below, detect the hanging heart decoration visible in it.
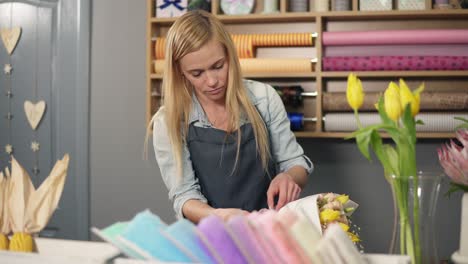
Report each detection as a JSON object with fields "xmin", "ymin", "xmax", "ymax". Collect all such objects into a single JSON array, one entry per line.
[
  {"xmin": 1, "ymin": 27, "xmax": 22, "ymax": 55},
  {"xmin": 24, "ymin": 100, "xmax": 46, "ymax": 130}
]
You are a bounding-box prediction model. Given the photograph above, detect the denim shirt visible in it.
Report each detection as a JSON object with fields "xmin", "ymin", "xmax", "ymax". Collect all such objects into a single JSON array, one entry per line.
[{"xmin": 153, "ymin": 79, "xmax": 314, "ymax": 219}]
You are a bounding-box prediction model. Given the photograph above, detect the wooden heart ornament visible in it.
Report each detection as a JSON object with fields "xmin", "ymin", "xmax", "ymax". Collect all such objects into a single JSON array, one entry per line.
[
  {"xmin": 1, "ymin": 27, "xmax": 22, "ymax": 55},
  {"xmin": 24, "ymin": 100, "xmax": 46, "ymax": 130}
]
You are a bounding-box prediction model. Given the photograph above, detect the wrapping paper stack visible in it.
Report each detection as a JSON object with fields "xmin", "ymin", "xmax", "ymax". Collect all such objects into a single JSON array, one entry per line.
[
  {"xmin": 153, "ymin": 33, "xmax": 316, "ymax": 75},
  {"xmin": 322, "ymin": 29, "xmax": 468, "ymax": 71},
  {"xmin": 0, "ymin": 155, "xmax": 69, "ymax": 252},
  {"xmin": 93, "ymin": 194, "xmax": 364, "ymax": 264}
]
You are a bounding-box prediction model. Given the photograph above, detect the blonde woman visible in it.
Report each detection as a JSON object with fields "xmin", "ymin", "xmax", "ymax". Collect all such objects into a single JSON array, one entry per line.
[{"xmin": 152, "ymin": 10, "xmax": 313, "ymax": 223}]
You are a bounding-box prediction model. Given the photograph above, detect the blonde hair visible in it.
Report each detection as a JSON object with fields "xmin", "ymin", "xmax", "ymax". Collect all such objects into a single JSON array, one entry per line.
[{"xmin": 148, "ymin": 10, "xmax": 270, "ymax": 180}]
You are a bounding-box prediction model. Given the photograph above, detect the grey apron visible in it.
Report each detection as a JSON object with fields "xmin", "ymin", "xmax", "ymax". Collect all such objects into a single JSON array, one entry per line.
[{"xmin": 187, "ymin": 123, "xmax": 275, "ymax": 211}]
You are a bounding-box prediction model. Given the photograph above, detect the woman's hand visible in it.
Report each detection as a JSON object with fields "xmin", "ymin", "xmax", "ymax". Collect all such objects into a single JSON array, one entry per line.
[
  {"xmin": 267, "ymin": 172, "xmax": 302, "ymax": 210},
  {"xmin": 211, "ymin": 208, "xmax": 249, "ymax": 221}
]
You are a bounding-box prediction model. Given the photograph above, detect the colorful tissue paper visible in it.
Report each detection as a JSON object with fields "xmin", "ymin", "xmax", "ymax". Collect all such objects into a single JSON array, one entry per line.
[
  {"xmin": 91, "ymin": 222, "xmax": 145, "ymax": 259},
  {"xmin": 227, "ymin": 215, "xmax": 272, "ymax": 264},
  {"xmin": 161, "ymin": 219, "xmax": 219, "ymax": 263},
  {"xmin": 198, "ymin": 215, "xmax": 249, "ymax": 264},
  {"xmin": 95, "ymin": 194, "xmax": 363, "ymax": 263},
  {"xmin": 119, "ymin": 209, "xmax": 194, "ymax": 262},
  {"xmin": 156, "ymin": 0, "xmax": 188, "ymax": 18},
  {"xmin": 249, "ymin": 210, "xmax": 312, "ymax": 264}
]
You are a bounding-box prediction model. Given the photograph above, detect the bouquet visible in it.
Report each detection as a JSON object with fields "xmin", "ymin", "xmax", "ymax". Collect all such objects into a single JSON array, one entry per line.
[{"xmin": 317, "ymin": 193, "xmax": 360, "ymax": 243}]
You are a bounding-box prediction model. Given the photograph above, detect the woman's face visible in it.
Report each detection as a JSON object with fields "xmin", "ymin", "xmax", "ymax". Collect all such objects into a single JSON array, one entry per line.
[{"xmin": 179, "ymin": 38, "xmax": 229, "ymax": 105}]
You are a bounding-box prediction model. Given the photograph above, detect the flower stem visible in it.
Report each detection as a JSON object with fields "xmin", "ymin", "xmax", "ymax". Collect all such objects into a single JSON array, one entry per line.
[
  {"xmin": 354, "ymin": 109, "xmax": 362, "ymax": 129},
  {"xmin": 413, "ymin": 175, "xmax": 421, "ymax": 264}
]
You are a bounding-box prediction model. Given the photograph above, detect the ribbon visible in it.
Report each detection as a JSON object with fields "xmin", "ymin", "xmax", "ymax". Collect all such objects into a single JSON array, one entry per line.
[{"xmin": 158, "ymin": 0, "xmax": 185, "ymax": 11}]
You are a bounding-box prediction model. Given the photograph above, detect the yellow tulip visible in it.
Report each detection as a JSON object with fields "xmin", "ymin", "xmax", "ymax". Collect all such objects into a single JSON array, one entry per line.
[
  {"xmin": 0, "ymin": 234, "xmax": 9, "ymax": 250},
  {"xmin": 384, "ymin": 82, "xmax": 402, "ymax": 122},
  {"xmin": 9, "ymin": 232, "xmax": 35, "ymax": 252},
  {"xmin": 320, "ymin": 209, "xmax": 341, "ymax": 223},
  {"xmin": 346, "ymin": 73, "xmax": 364, "ymax": 111},
  {"xmin": 399, "ymin": 79, "xmax": 424, "ymax": 117}
]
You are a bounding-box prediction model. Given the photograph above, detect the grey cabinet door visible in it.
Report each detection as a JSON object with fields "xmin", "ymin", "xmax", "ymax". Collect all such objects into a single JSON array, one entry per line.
[{"xmin": 0, "ymin": 0, "xmax": 90, "ymax": 240}]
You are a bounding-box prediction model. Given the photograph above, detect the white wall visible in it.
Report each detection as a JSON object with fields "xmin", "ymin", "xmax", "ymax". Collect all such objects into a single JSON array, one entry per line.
[{"xmin": 90, "ymin": 0, "xmax": 174, "ymax": 232}]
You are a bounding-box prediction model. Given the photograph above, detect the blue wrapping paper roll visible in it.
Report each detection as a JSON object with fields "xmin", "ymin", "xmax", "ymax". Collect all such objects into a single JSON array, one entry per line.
[{"xmin": 288, "ymin": 112, "xmax": 305, "ymax": 131}]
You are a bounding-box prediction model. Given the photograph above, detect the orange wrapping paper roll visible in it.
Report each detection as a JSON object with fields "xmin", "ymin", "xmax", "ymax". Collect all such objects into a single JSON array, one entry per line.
[
  {"xmin": 154, "ymin": 37, "xmax": 166, "ymax": 60},
  {"xmin": 250, "ymin": 33, "xmax": 314, "ymax": 47},
  {"xmin": 153, "ymin": 33, "xmax": 315, "ymax": 59}
]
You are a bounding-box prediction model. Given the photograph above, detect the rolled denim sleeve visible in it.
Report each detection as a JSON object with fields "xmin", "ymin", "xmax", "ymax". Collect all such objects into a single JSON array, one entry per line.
[
  {"xmin": 262, "ymin": 84, "xmax": 314, "ymax": 176},
  {"xmin": 152, "ymin": 109, "xmax": 208, "ymax": 219}
]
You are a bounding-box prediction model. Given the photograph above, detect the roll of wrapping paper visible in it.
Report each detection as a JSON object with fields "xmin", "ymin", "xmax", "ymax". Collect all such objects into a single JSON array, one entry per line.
[
  {"xmin": 249, "ymin": 33, "xmax": 315, "ymax": 47},
  {"xmin": 231, "ymin": 34, "xmax": 254, "ymax": 58},
  {"xmin": 322, "ymin": 56, "xmax": 468, "ymax": 71},
  {"xmin": 154, "ymin": 58, "xmax": 316, "ymax": 74},
  {"xmin": 322, "ymin": 29, "xmax": 468, "ymax": 46},
  {"xmin": 323, "ymin": 92, "xmax": 468, "ymax": 112},
  {"xmin": 239, "ymin": 58, "xmax": 315, "ymax": 73},
  {"xmin": 323, "ymin": 44, "xmax": 468, "ymax": 57},
  {"xmin": 315, "ymin": 0, "xmax": 330, "ymax": 11},
  {"xmin": 154, "ymin": 37, "xmax": 166, "ymax": 60},
  {"xmin": 154, "ymin": 33, "xmax": 315, "ymax": 59},
  {"xmin": 154, "ymin": 60, "xmax": 165, "ymax": 74},
  {"xmin": 323, "ymin": 113, "xmax": 468, "ymax": 132}
]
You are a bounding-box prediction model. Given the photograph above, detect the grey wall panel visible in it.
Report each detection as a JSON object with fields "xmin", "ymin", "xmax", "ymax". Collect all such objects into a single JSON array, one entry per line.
[{"xmin": 0, "ymin": 0, "xmax": 89, "ymax": 240}]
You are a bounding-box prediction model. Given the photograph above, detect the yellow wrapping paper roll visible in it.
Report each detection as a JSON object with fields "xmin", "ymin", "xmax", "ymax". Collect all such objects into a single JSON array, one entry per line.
[
  {"xmin": 154, "ymin": 58, "xmax": 315, "ymax": 74},
  {"xmin": 239, "ymin": 58, "xmax": 315, "ymax": 73},
  {"xmin": 154, "ymin": 60, "xmax": 165, "ymax": 74}
]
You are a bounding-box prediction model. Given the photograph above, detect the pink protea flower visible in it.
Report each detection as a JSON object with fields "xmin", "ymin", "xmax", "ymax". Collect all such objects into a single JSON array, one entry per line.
[{"xmin": 438, "ymin": 129, "xmax": 468, "ymax": 187}]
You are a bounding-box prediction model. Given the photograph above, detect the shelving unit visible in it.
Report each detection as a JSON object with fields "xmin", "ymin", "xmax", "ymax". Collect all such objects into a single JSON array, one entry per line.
[{"xmin": 146, "ymin": 0, "xmax": 468, "ymax": 138}]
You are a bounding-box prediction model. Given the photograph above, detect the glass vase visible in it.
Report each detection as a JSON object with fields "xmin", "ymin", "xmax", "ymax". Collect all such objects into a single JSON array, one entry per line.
[{"xmin": 389, "ymin": 171, "xmax": 443, "ymax": 264}]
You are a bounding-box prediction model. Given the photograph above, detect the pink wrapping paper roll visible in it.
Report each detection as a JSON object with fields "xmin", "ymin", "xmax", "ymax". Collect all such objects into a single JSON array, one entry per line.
[
  {"xmin": 324, "ymin": 44, "xmax": 468, "ymax": 57},
  {"xmin": 322, "ymin": 30, "xmax": 468, "ymax": 46},
  {"xmin": 322, "ymin": 56, "xmax": 468, "ymax": 71},
  {"xmin": 324, "ymin": 112, "xmax": 468, "ymax": 132}
]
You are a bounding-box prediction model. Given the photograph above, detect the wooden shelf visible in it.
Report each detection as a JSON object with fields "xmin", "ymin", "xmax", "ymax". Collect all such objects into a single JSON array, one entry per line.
[
  {"xmin": 149, "ymin": 9, "xmax": 468, "ymax": 24},
  {"xmin": 146, "ymin": 0, "xmax": 468, "ymax": 138}
]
